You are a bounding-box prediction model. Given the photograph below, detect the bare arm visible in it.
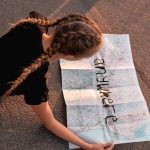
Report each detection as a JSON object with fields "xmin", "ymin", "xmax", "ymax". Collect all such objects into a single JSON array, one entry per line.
[{"xmin": 30, "ymin": 101, "xmax": 92, "ymax": 150}]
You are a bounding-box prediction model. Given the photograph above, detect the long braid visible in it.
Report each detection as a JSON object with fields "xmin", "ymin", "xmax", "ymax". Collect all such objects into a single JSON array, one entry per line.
[
  {"xmin": 0, "ymin": 13, "xmax": 101, "ymax": 103},
  {"xmin": 9, "ymin": 17, "xmax": 59, "ymax": 30},
  {"xmin": 9, "ymin": 13, "xmax": 102, "ymax": 47},
  {"xmin": 50, "ymin": 13, "xmax": 102, "ymax": 37},
  {"xmin": 9, "ymin": 13, "xmax": 101, "ymax": 36},
  {"xmin": 0, "ymin": 47, "xmax": 57, "ymax": 103}
]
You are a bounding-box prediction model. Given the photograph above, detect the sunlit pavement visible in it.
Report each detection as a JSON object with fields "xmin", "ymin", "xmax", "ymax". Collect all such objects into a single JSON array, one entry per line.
[{"xmin": 0, "ymin": 0, "xmax": 150, "ymax": 149}]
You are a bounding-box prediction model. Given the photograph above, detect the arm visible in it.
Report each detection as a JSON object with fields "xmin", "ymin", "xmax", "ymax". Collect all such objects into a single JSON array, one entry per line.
[{"xmin": 30, "ymin": 101, "xmax": 92, "ymax": 150}]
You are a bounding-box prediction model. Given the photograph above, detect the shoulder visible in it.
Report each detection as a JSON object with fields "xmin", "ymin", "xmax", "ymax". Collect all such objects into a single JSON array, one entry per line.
[
  {"xmin": 13, "ymin": 17, "xmax": 48, "ymax": 34},
  {"xmin": 0, "ymin": 22, "xmax": 42, "ymax": 42},
  {"xmin": 11, "ymin": 22, "xmax": 42, "ymax": 34}
]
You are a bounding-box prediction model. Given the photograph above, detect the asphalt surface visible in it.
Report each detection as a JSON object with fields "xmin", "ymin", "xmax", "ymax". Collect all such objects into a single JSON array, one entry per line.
[{"xmin": 0, "ymin": 0, "xmax": 150, "ymax": 150}]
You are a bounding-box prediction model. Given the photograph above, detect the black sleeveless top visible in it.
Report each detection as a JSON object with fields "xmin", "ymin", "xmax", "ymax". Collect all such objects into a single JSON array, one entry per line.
[{"xmin": 0, "ymin": 22, "xmax": 49, "ymax": 105}]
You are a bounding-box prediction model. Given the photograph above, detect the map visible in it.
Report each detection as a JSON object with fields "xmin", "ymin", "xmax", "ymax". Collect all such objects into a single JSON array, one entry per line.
[{"xmin": 59, "ymin": 34, "xmax": 150, "ymax": 149}]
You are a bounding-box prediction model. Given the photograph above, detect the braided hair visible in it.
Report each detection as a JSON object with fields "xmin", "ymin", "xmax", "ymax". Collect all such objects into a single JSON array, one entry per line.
[{"xmin": 0, "ymin": 13, "xmax": 102, "ymax": 103}]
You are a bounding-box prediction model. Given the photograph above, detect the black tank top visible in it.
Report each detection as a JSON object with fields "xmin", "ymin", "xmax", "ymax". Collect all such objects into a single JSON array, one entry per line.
[{"xmin": 0, "ymin": 22, "xmax": 49, "ymax": 95}]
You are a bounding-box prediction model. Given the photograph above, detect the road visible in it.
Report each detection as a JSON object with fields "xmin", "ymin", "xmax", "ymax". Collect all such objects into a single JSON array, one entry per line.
[{"xmin": 0, "ymin": 0, "xmax": 150, "ymax": 149}]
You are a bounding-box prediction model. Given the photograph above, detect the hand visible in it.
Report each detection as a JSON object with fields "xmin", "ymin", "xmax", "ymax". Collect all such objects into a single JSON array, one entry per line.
[{"xmin": 88, "ymin": 142, "xmax": 114, "ymax": 150}]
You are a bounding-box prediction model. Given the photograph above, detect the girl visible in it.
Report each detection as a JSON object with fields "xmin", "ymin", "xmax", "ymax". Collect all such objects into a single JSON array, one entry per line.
[{"xmin": 0, "ymin": 11, "xmax": 114, "ymax": 150}]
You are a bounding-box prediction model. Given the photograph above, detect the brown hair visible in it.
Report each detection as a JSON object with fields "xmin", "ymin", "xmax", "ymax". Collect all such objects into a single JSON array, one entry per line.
[{"xmin": 0, "ymin": 13, "xmax": 102, "ymax": 103}]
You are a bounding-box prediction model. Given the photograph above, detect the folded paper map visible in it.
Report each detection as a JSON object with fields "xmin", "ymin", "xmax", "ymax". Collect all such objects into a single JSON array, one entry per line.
[{"xmin": 59, "ymin": 34, "xmax": 150, "ymax": 149}]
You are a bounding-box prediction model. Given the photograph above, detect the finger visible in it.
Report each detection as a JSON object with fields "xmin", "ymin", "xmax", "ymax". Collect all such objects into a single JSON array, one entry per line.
[
  {"xmin": 105, "ymin": 144, "xmax": 115, "ymax": 150},
  {"xmin": 103, "ymin": 142, "xmax": 113, "ymax": 148}
]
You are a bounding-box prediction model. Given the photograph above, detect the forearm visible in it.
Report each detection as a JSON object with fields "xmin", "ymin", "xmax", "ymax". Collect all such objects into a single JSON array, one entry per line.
[
  {"xmin": 30, "ymin": 102, "xmax": 91, "ymax": 150},
  {"xmin": 45, "ymin": 117, "xmax": 91, "ymax": 150}
]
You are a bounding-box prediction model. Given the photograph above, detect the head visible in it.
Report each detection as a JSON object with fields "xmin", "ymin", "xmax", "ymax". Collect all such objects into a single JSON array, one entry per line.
[
  {"xmin": 0, "ymin": 13, "xmax": 102, "ymax": 102},
  {"xmin": 49, "ymin": 19, "xmax": 102, "ymax": 61}
]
